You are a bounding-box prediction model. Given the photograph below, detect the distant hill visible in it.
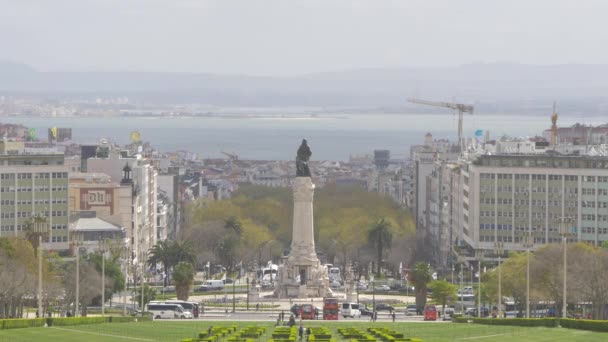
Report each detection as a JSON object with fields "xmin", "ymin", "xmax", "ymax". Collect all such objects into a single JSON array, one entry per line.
[{"xmin": 1, "ymin": 61, "xmax": 608, "ymax": 113}]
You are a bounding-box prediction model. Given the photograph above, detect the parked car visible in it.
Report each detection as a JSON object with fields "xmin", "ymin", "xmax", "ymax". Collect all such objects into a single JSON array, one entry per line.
[
  {"xmin": 162, "ymin": 286, "xmax": 176, "ymax": 293},
  {"xmin": 356, "ymin": 283, "xmax": 368, "ymax": 291},
  {"xmin": 405, "ymin": 304, "xmax": 418, "ymax": 316},
  {"xmin": 375, "ymin": 303, "xmax": 394, "ymax": 312},
  {"xmin": 375, "ymin": 285, "xmax": 391, "ymax": 292},
  {"xmin": 330, "ymin": 280, "xmax": 342, "ymax": 289},
  {"xmin": 465, "ymin": 307, "xmax": 489, "ymax": 318},
  {"xmin": 291, "ymin": 304, "xmax": 301, "ymax": 317},
  {"xmin": 223, "ymin": 278, "xmax": 234, "ymax": 284},
  {"xmin": 359, "ymin": 304, "xmax": 373, "ymax": 317}
]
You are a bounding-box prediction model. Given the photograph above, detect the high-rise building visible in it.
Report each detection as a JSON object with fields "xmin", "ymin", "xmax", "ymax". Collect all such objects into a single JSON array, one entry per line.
[
  {"xmin": 455, "ymin": 154, "xmax": 608, "ymax": 258},
  {"xmin": 0, "ymin": 148, "xmax": 69, "ymax": 250}
]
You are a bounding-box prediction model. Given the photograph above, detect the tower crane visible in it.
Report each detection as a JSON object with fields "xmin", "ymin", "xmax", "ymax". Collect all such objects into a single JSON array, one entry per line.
[
  {"xmin": 408, "ymin": 98, "xmax": 474, "ymax": 150},
  {"xmin": 221, "ymin": 151, "xmax": 239, "ymax": 161}
]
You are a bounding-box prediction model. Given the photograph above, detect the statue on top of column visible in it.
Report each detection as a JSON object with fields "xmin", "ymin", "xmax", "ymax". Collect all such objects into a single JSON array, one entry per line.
[{"xmin": 296, "ymin": 139, "xmax": 312, "ymax": 177}]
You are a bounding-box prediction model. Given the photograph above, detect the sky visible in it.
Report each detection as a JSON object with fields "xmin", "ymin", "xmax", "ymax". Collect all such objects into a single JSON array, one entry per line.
[{"xmin": 2, "ymin": 0, "xmax": 608, "ymax": 76}]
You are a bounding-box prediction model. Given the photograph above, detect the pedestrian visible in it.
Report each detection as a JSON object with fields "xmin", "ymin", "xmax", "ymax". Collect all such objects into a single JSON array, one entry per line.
[
  {"xmin": 374, "ymin": 311, "xmax": 378, "ymax": 322},
  {"xmin": 392, "ymin": 311, "xmax": 396, "ymax": 322},
  {"xmin": 299, "ymin": 325, "xmax": 304, "ymax": 340},
  {"xmin": 207, "ymin": 326, "xmax": 213, "ymax": 337},
  {"xmin": 256, "ymin": 303, "xmax": 260, "ymax": 311}
]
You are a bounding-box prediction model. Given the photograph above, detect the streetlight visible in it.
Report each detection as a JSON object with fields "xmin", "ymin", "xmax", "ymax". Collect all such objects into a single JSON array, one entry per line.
[
  {"xmin": 371, "ymin": 275, "xmax": 376, "ymax": 322},
  {"xmin": 32, "ymin": 216, "xmax": 49, "ymax": 318},
  {"xmin": 121, "ymin": 241, "xmax": 129, "ymax": 316},
  {"xmin": 494, "ymin": 242, "xmax": 504, "ymax": 318},
  {"xmin": 558, "ymin": 217, "xmax": 575, "ymax": 318},
  {"xmin": 476, "ymin": 249, "xmax": 484, "ymax": 319},
  {"xmin": 246, "ymin": 276, "xmax": 250, "ymax": 311},
  {"xmin": 140, "ymin": 251, "xmax": 146, "ymax": 313},
  {"xmin": 521, "ymin": 231, "xmax": 534, "ymax": 319},
  {"xmin": 99, "ymin": 238, "xmax": 110, "ymax": 317},
  {"xmin": 71, "ymin": 231, "xmax": 84, "ymax": 317}
]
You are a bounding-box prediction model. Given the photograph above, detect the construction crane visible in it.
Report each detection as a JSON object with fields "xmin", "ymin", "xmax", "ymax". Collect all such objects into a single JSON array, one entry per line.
[
  {"xmin": 408, "ymin": 98, "xmax": 474, "ymax": 150},
  {"xmin": 221, "ymin": 151, "xmax": 239, "ymax": 161}
]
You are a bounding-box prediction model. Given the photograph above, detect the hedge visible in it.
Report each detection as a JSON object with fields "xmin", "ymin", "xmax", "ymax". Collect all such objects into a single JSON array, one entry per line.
[
  {"xmin": 0, "ymin": 316, "xmax": 150, "ymax": 330},
  {"xmin": 453, "ymin": 317, "xmax": 558, "ymax": 327},
  {"xmin": 560, "ymin": 319, "xmax": 608, "ymax": 332}
]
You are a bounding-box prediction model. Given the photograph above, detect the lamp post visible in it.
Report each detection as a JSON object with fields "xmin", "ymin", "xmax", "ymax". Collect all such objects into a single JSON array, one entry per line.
[
  {"xmin": 246, "ymin": 276, "xmax": 250, "ymax": 311},
  {"xmin": 494, "ymin": 242, "xmax": 504, "ymax": 318},
  {"xmin": 371, "ymin": 275, "xmax": 376, "ymax": 322},
  {"xmin": 558, "ymin": 217, "xmax": 575, "ymax": 318},
  {"xmin": 521, "ymin": 232, "xmax": 534, "ymax": 318},
  {"xmin": 99, "ymin": 238, "xmax": 109, "ymax": 317},
  {"xmin": 71, "ymin": 231, "xmax": 84, "ymax": 317},
  {"xmin": 33, "ymin": 217, "xmax": 49, "ymax": 318},
  {"xmin": 140, "ymin": 251, "xmax": 146, "ymax": 313},
  {"xmin": 476, "ymin": 250, "xmax": 483, "ymax": 319},
  {"xmin": 121, "ymin": 241, "xmax": 129, "ymax": 316}
]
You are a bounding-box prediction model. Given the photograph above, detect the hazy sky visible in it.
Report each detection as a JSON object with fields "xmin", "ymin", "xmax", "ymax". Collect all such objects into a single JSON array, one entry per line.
[{"xmin": 2, "ymin": 0, "xmax": 608, "ymax": 76}]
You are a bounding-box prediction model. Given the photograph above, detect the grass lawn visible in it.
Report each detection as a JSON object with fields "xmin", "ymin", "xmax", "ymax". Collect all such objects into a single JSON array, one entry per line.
[{"xmin": 1, "ymin": 320, "xmax": 607, "ymax": 341}]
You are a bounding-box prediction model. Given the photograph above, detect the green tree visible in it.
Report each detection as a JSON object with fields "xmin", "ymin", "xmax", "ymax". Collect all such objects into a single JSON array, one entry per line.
[
  {"xmin": 148, "ymin": 240, "xmax": 196, "ymax": 286},
  {"xmin": 412, "ymin": 262, "xmax": 432, "ymax": 312},
  {"xmin": 88, "ymin": 253, "xmax": 125, "ymax": 305},
  {"xmin": 368, "ymin": 218, "xmax": 393, "ymax": 276},
  {"xmin": 148, "ymin": 240, "xmax": 173, "ymax": 287},
  {"xmin": 224, "ymin": 216, "xmax": 243, "ymax": 236},
  {"xmin": 135, "ymin": 284, "xmax": 157, "ymax": 309},
  {"xmin": 429, "ymin": 280, "xmax": 457, "ymax": 313},
  {"xmin": 173, "ymin": 262, "xmax": 195, "ymax": 301},
  {"xmin": 25, "ymin": 214, "xmax": 49, "ymax": 257}
]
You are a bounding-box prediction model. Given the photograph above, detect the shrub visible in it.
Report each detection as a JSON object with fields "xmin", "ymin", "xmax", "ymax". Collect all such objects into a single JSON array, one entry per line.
[
  {"xmin": 1, "ymin": 318, "xmax": 46, "ymax": 330},
  {"xmin": 560, "ymin": 319, "xmax": 608, "ymax": 332}
]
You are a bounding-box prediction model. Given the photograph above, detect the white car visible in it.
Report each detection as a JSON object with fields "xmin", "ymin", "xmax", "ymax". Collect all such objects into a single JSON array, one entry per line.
[{"xmin": 375, "ymin": 285, "xmax": 391, "ymax": 292}]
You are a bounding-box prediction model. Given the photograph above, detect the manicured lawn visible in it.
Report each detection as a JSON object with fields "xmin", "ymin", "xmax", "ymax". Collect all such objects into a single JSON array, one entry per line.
[{"xmin": 1, "ymin": 320, "xmax": 608, "ymax": 341}]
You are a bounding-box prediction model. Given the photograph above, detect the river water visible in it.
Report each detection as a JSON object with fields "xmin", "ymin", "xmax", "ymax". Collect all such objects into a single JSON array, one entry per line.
[{"xmin": 1, "ymin": 114, "xmax": 604, "ymax": 160}]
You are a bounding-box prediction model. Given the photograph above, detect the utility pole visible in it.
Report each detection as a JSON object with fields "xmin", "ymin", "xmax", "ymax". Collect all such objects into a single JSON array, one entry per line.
[{"xmin": 72, "ymin": 232, "xmax": 83, "ymax": 317}]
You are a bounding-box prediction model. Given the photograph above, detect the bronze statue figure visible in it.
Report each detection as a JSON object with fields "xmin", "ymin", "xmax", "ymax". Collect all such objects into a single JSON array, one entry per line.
[{"xmin": 296, "ymin": 139, "xmax": 312, "ymax": 177}]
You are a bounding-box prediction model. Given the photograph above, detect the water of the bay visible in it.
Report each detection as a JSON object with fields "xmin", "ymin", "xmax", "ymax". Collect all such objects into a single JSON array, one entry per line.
[{"xmin": 1, "ymin": 114, "xmax": 604, "ymax": 161}]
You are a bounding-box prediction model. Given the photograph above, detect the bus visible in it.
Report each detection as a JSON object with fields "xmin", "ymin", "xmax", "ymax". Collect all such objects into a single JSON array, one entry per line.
[
  {"xmin": 301, "ymin": 304, "xmax": 316, "ymax": 320},
  {"xmin": 323, "ymin": 297, "xmax": 339, "ymax": 320}
]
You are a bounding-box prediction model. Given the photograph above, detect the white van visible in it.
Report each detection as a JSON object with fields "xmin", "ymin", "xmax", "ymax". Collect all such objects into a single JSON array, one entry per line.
[
  {"xmin": 341, "ymin": 302, "xmax": 361, "ymax": 318},
  {"xmin": 146, "ymin": 303, "xmax": 192, "ymax": 319},
  {"xmin": 199, "ymin": 280, "xmax": 225, "ymax": 291}
]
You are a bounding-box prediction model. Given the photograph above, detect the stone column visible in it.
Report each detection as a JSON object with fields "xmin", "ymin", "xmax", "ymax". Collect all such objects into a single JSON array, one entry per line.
[{"xmin": 288, "ymin": 177, "xmax": 319, "ymax": 265}]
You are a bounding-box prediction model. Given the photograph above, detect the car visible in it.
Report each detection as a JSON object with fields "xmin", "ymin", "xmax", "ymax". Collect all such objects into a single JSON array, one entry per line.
[
  {"xmin": 359, "ymin": 304, "xmax": 373, "ymax": 317},
  {"xmin": 375, "ymin": 285, "xmax": 391, "ymax": 292},
  {"xmin": 465, "ymin": 307, "xmax": 489, "ymax": 318},
  {"xmin": 405, "ymin": 304, "xmax": 418, "ymax": 316},
  {"xmin": 375, "ymin": 303, "xmax": 394, "ymax": 312},
  {"xmin": 356, "ymin": 283, "xmax": 368, "ymax": 291},
  {"xmin": 162, "ymin": 286, "xmax": 176, "ymax": 293},
  {"xmin": 290, "ymin": 304, "xmax": 301, "ymax": 317},
  {"xmin": 223, "ymin": 278, "xmax": 234, "ymax": 284},
  {"xmin": 330, "ymin": 280, "xmax": 342, "ymax": 289}
]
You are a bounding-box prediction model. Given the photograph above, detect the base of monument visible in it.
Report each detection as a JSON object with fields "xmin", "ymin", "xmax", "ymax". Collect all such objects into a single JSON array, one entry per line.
[{"xmin": 275, "ymin": 283, "xmax": 332, "ymax": 298}]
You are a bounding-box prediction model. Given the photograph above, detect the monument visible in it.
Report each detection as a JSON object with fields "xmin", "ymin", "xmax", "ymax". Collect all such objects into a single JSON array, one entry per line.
[{"xmin": 276, "ymin": 139, "xmax": 331, "ymax": 298}]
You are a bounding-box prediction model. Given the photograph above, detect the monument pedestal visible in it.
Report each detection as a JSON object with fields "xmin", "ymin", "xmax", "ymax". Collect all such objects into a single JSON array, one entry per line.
[{"xmin": 276, "ymin": 177, "xmax": 331, "ymax": 298}]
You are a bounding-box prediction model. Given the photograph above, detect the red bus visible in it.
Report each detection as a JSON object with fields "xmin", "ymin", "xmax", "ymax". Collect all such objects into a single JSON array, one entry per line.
[
  {"xmin": 301, "ymin": 304, "xmax": 316, "ymax": 319},
  {"xmin": 323, "ymin": 297, "xmax": 339, "ymax": 320},
  {"xmin": 424, "ymin": 304, "xmax": 437, "ymax": 321}
]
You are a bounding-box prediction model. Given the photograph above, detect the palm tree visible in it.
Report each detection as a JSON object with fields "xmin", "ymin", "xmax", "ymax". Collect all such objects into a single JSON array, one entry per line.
[
  {"xmin": 224, "ymin": 216, "xmax": 243, "ymax": 236},
  {"xmin": 173, "ymin": 262, "xmax": 195, "ymax": 301},
  {"xmin": 148, "ymin": 240, "xmax": 195, "ymax": 287},
  {"xmin": 368, "ymin": 218, "xmax": 393, "ymax": 276},
  {"xmin": 412, "ymin": 262, "xmax": 432, "ymax": 313},
  {"xmin": 25, "ymin": 214, "xmax": 48, "ymax": 257},
  {"xmin": 148, "ymin": 240, "xmax": 173, "ymax": 287}
]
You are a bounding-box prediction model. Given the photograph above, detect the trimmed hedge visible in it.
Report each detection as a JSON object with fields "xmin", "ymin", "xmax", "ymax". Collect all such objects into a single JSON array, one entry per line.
[
  {"xmin": 0, "ymin": 316, "xmax": 150, "ymax": 330},
  {"xmin": 453, "ymin": 317, "xmax": 558, "ymax": 327},
  {"xmin": 560, "ymin": 319, "xmax": 608, "ymax": 332}
]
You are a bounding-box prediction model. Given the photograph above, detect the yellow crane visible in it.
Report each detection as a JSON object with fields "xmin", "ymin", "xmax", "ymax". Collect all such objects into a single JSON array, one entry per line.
[{"xmin": 408, "ymin": 98, "xmax": 474, "ymax": 150}]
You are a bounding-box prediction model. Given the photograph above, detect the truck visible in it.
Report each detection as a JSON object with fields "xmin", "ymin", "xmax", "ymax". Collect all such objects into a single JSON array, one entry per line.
[{"xmin": 323, "ymin": 297, "xmax": 339, "ymax": 320}]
